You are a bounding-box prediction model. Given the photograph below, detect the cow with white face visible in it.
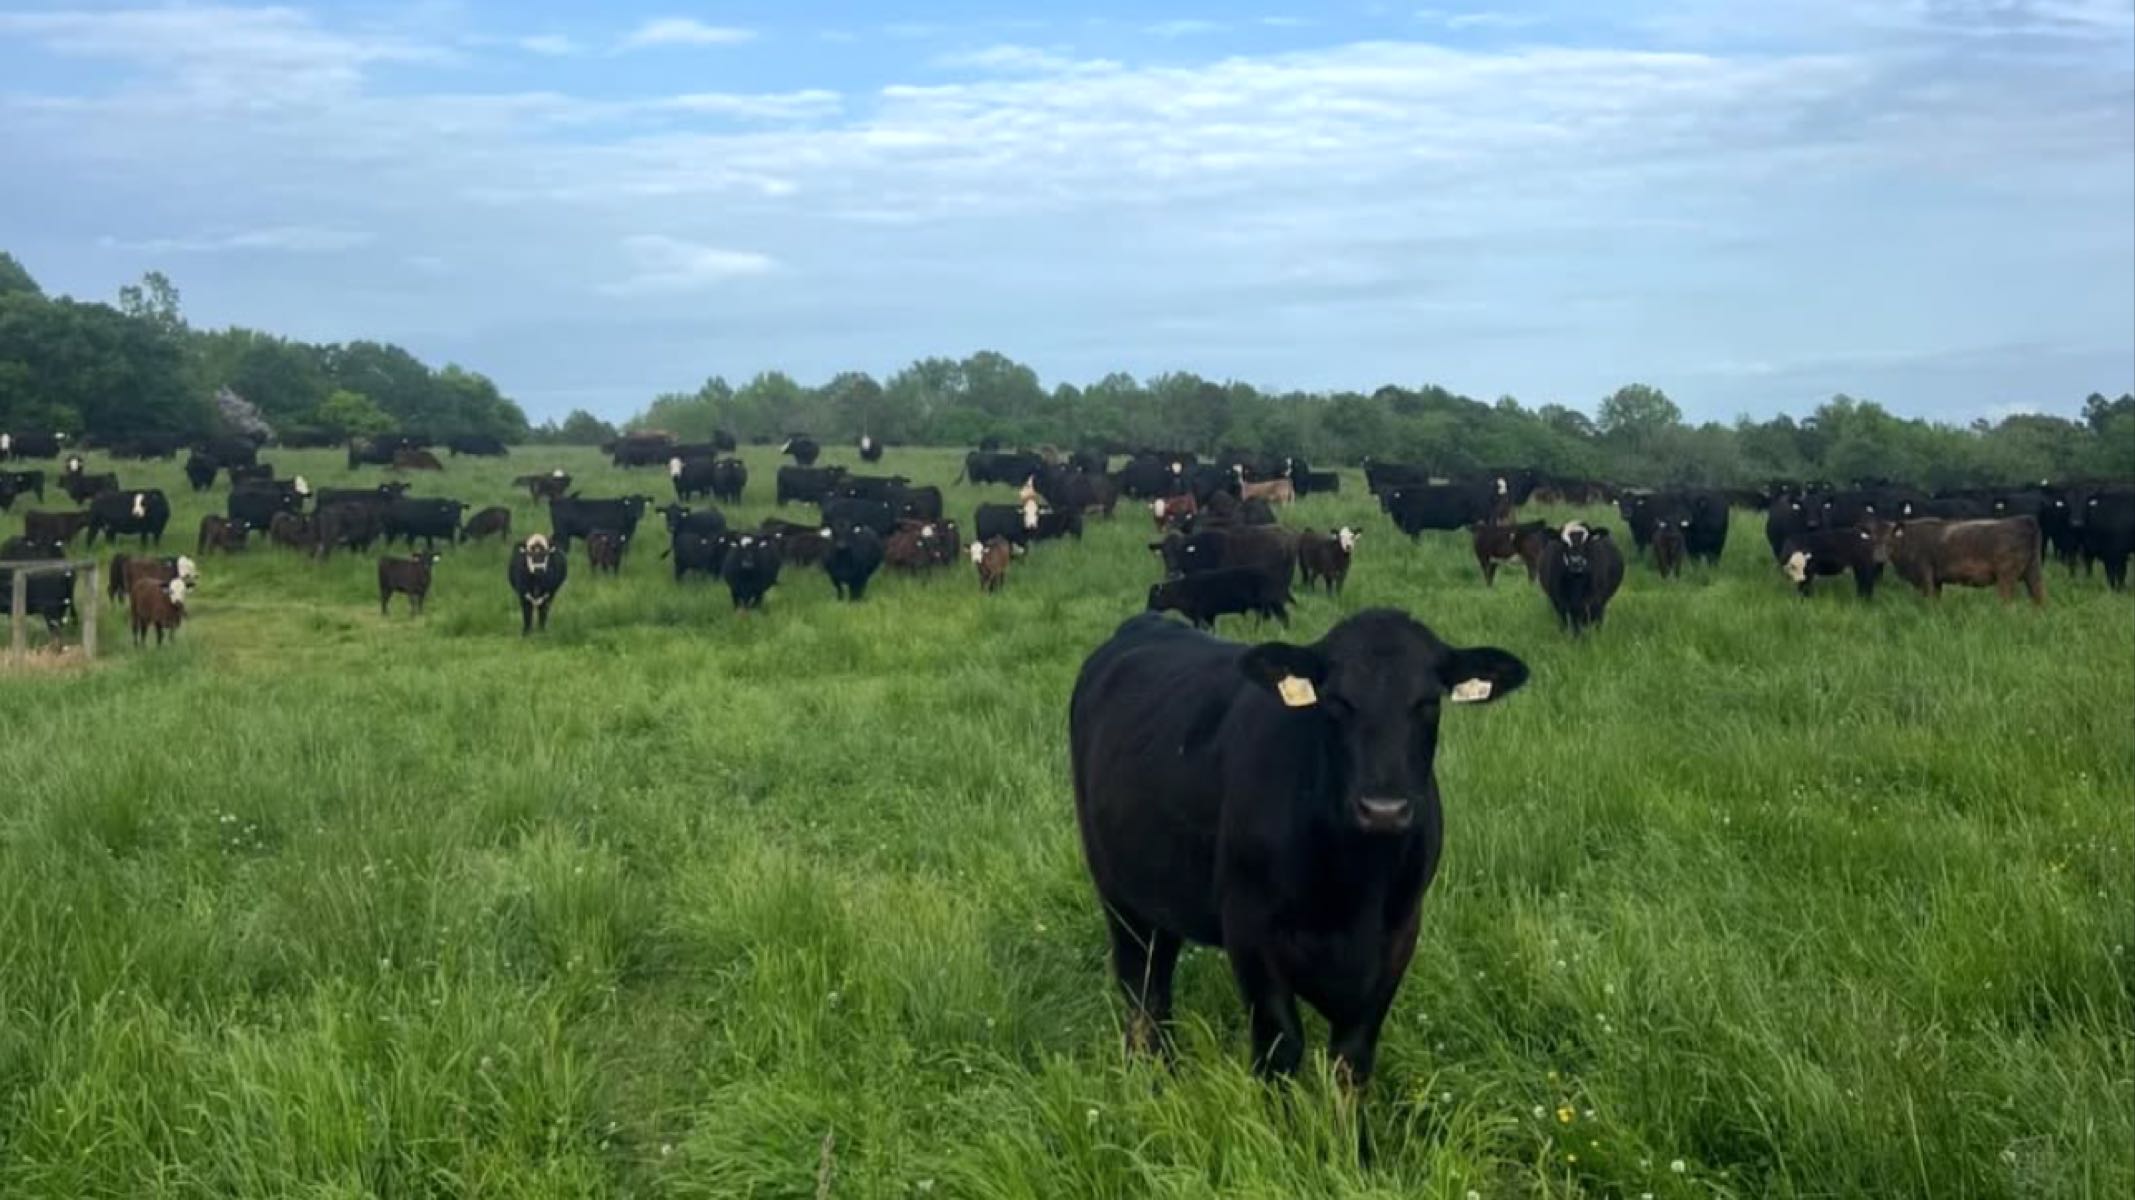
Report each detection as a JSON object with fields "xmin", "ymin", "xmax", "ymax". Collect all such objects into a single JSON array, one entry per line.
[{"xmin": 507, "ymin": 533, "xmax": 568, "ymax": 634}]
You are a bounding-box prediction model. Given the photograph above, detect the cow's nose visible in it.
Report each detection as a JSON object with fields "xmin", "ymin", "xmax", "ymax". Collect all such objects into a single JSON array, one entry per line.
[{"xmin": 1355, "ymin": 796, "xmax": 1413, "ymax": 832}]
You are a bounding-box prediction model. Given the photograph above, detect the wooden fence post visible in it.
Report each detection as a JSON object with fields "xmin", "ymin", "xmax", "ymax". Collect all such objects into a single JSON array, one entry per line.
[
  {"xmin": 82, "ymin": 562, "xmax": 99, "ymax": 660},
  {"xmin": 9, "ymin": 570, "xmax": 24, "ymax": 661}
]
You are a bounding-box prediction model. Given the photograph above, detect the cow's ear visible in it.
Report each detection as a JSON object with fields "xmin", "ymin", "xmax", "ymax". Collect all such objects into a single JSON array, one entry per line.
[
  {"xmin": 1239, "ymin": 642, "xmax": 1329, "ymax": 707},
  {"xmin": 1437, "ymin": 646, "xmax": 1528, "ymax": 705}
]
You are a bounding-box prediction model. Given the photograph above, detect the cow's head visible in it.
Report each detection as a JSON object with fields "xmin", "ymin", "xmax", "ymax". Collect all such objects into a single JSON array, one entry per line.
[
  {"xmin": 66, "ymin": 455, "xmax": 83, "ymax": 474},
  {"xmin": 165, "ymin": 578, "xmax": 188, "ymax": 607},
  {"xmin": 1237, "ymin": 610, "xmax": 1528, "ymax": 834},
  {"xmin": 523, "ymin": 534, "xmax": 554, "ymax": 572},
  {"xmin": 1557, "ymin": 522, "xmax": 1601, "ymax": 573},
  {"xmin": 669, "ymin": 457, "xmax": 684, "ymax": 477},
  {"xmin": 1336, "ymin": 527, "xmax": 1359, "ymax": 554},
  {"xmin": 175, "ymin": 555, "xmax": 200, "ymax": 587}
]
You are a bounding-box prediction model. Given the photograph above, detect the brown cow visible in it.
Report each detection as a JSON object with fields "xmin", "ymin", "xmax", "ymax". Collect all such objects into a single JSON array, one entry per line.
[
  {"xmin": 128, "ymin": 575, "xmax": 187, "ymax": 645},
  {"xmin": 1651, "ymin": 518, "xmax": 1687, "ymax": 578},
  {"xmin": 586, "ymin": 530, "xmax": 627, "ymax": 574},
  {"xmin": 1150, "ymin": 493, "xmax": 1197, "ymax": 531},
  {"xmin": 378, "ymin": 552, "xmax": 442, "ymax": 615},
  {"xmin": 886, "ymin": 521, "xmax": 952, "ymax": 572},
  {"xmin": 108, "ymin": 552, "xmax": 198, "ymax": 601},
  {"xmin": 1889, "ymin": 517, "xmax": 2045, "ymax": 604},
  {"xmin": 972, "ymin": 536, "xmax": 1011, "ymax": 592},
  {"xmin": 197, "ymin": 514, "xmax": 249, "ymax": 555},
  {"xmin": 514, "ymin": 470, "xmax": 572, "ymax": 502},
  {"xmin": 24, "ymin": 510, "xmax": 93, "ymax": 545},
  {"xmin": 268, "ymin": 511, "xmax": 313, "ymax": 550},
  {"xmin": 1238, "ymin": 473, "xmax": 1295, "ymax": 506},
  {"xmin": 392, "ymin": 448, "xmax": 444, "ymax": 471},
  {"xmin": 1470, "ymin": 519, "xmax": 1551, "ymax": 586},
  {"xmin": 1296, "ymin": 527, "xmax": 1359, "ymax": 594}
]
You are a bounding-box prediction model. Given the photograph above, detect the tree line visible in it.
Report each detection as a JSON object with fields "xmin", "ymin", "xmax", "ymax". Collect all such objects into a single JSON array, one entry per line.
[
  {"xmin": 2, "ymin": 252, "xmax": 2125, "ymax": 484},
  {"xmin": 635, "ymin": 356, "xmax": 2133, "ymax": 488}
]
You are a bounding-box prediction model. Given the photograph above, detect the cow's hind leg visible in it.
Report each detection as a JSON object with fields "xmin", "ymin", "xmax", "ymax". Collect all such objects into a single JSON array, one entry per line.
[{"xmin": 1104, "ymin": 907, "xmax": 1182, "ymax": 1058}]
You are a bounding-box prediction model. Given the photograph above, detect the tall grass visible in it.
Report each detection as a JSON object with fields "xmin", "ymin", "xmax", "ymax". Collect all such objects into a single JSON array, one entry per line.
[{"xmin": 1, "ymin": 445, "xmax": 2129, "ymax": 1198}]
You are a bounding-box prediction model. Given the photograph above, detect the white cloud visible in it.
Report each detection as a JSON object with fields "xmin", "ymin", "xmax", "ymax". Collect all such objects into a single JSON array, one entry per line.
[
  {"xmin": 933, "ymin": 44, "xmax": 1120, "ymax": 75},
  {"xmin": 1257, "ymin": 17, "xmax": 1315, "ymax": 29},
  {"xmin": 517, "ymin": 34, "xmax": 579, "ymax": 56},
  {"xmin": 618, "ymin": 18, "xmax": 755, "ymax": 50},
  {"xmin": 1144, "ymin": 19, "xmax": 1227, "ymax": 38},
  {"xmin": 658, "ymin": 90, "xmax": 844, "ymax": 121},
  {"xmin": 598, "ymin": 236, "xmax": 776, "ymax": 295},
  {"xmin": 98, "ymin": 227, "xmax": 375, "ymax": 254}
]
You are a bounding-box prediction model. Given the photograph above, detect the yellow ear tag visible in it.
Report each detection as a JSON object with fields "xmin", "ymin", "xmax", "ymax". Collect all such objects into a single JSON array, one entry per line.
[
  {"xmin": 1276, "ymin": 676, "xmax": 1318, "ymax": 708},
  {"xmin": 1449, "ymin": 679, "xmax": 1493, "ymax": 704}
]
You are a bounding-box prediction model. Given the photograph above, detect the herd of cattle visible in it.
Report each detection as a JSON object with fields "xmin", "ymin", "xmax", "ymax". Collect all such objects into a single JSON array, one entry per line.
[{"xmin": 4, "ymin": 424, "xmax": 2132, "ymax": 650}]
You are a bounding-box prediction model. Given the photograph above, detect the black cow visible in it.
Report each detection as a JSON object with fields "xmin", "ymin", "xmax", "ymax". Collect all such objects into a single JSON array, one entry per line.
[
  {"xmin": 669, "ymin": 455, "xmax": 719, "ymax": 502},
  {"xmin": 507, "ymin": 535, "xmax": 567, "ymax": 633},
  {"xmin": 961, "ymin": 450, "xmax": 1045, "ymax": 487},
  {"xmin": 668, "ymin": 531, "xmax": 727, "ymax": 582},
  {"xmin": 659, "ymin": 504, "xmax": 729, "ymax": 541},
  {"xmin": 710, "ymin": 458, "xmax": 748, "ymax": 503},
  {"xmin": 720, "ymin": 534, "xmax": 782, "ymax": 610},
  {"xmin": 1363, "ymin": 459, "xmax": 1431, "ymax": 496},
  {"xmin": 781, "ymin": 436, "xmax": 822, "ymax": 466},
  {"xmin": 1383, "ymin": 483, "xmax": 1511, "ymax": 539},
  {"xmin": 1034, "ymin": 466, "xmax": 1118, "ymax": 518},
  {"xmin": 312, "ymin": 482, "xmax": 406, "ymax": 512},
  {"xmin": 1762, "ymin": 496, "xmax": 1821, "ymax": 561},
  {"xmin": 23, "ymin": 510, "xmax": 92, "ymax": 545},
  {"xmin": 1146, "ymin": 567, "xmax": 1293, "ymax": 629},
  {"xmin": 229, "ymin": 479, "xmax": 311, "ymax": 530},
  {"xmin": 762, "ymin": 519, "xmax": 831, "ymax": 566},
  {"xmin": 382, "ymin": 498, "xmax": 468, "ymax": 549},
  {"xmin": 1781, "ymin": 523, "xmax": 1893, "ymax": 598},
  {"xmin": 1, "ymin": 470, "xmax": 45, "ymax": 507},
  {"xmin": 549, "ymin": 495, "xmax": 652, "ymax": 551},
  {"xmin": 820, "ymin": 497, "xmax": 897, "ymax": 537},
  {"xmin": 59, "ymin": 470, "xmax": 117, "ymax": 505},
  {"xmin": 107, "ymin": 434, "xmax": 186, "ymax": 460},
  {"xmin": 1069, "ymin": 609, "xmax": 1527, "ymax": 1086},
  {"xmin": 0, "ymin": 432, "xmax": 67, "ymax": 460},
  {"xmin": 460, "ymin": 506, "xmax": 513, "ymax": 543},
  {"xmin": 448, "ymin": 434, "xmax": 508, "ymax": 457},
  {"xmin": 1294, "ymin": 467, "xmax": 1340, "ymax": 497},
  {"xmin": 1115, "ymin": 456, "xmax": 1183, "ymax": 500},
  {"xmin": 858, "ymin": 435, "xmax": 884, "ymax": 462},
  {"xmin": 834, "ymin": 474, "xmax": 911, "ymax": 503},
  {"xmin": 346, "ymin": 438, "xmax": 399, "ymax": 469},
  {"xmin": 823, "ymin": 525, "xmax": 885, "ymax": 601},
  {"xmin": 0, "ymin": 537, "xmax": 76, "ymax": 634},
  {"xmin": 378, "ymin": 552, "xmax": 442, "ymax": 616},
  {"xmin": 776, "ymin": 466, "xmax": 847, "ymax": 506},
  {"xmin": 2075, "ymin": 489, "xmax": 2135, "ymax": 589},
  {"xmin": 85, "ymin": 489, "xmax": 171, "ymax": 547},
  {"xmin": 184, "ymin": 453, "xmax": 219, "ymax": 491},
  {"xmin": 1537, "ymin": 522, "xmax": 1625, "ymax": 634},
  {"xmin": 888, "ymin": 483, "xmax": 945, "ymax": 523},
  {"xmin": 199, "ymin": 437, "xmax": 259, "ymax": 469},
  {"xmin": 608, "ymin": 432, "xmax": 676, "ymax": 467},
  {"xmin": 974, "ymin": 501, "xmax": 1044, "ymax": 549},
  {"xmin": 1171, "ymin": 526, "xmax": 1297, "ymax": 591}
]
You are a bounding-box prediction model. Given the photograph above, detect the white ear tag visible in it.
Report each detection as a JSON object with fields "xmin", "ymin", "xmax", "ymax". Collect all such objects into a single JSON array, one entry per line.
[
  {"xmin": 1449, "ymin": 678, "xmax": 1493, "ymax": 703},
  {"xmin": 1276, "ymin": 676, "xmax": 1317, "ymax": 708}
]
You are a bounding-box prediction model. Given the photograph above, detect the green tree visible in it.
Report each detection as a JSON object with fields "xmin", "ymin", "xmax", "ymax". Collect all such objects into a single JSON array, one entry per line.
[
  {"xmin": 0, "ymin": 252, "xmax": 41, "ymax": 299},
  {"xmin": 1597, "ymin": 383, "xmax": 1682, "ymax": 440},
  {"xmin": 117, "ymin": 270, "xmax": 185, "ymax": 336},
  {"xmin": 558, "ymin": 409, "xmax": 618, "ymax": 445},
  {"xmin": 313, "ymin": 389, "xmax": 396, "ymax": 437}
]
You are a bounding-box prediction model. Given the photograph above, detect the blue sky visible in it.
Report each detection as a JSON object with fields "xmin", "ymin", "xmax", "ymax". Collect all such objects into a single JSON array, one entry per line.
[{"xmin": 3, "ymin": 1, "xmax": 2130, "ymax": 425}]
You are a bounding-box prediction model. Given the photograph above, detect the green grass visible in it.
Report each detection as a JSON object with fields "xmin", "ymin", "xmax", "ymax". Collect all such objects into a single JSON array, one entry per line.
[{"xmin": 2, "ymin": 445, "xmax": 2129, "ymax": 1198}]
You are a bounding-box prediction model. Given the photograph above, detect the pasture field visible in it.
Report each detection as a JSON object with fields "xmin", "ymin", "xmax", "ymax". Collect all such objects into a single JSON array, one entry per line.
[{"xmin": 1, "ymin": 445, "xmax": 2130, "ymax": 1199}]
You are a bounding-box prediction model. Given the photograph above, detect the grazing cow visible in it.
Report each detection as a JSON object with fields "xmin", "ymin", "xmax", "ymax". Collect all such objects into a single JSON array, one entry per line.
[
  {"xmin": 1296, "ymin": 468, "xmax": 1340, "ymax": 497},
  {"xmin": 836, "ymin": 473, "xmax": 912, "ymax": 503},
  {"xmin": 975, "ymin": 500, "xmax": 1048, "ymax": 549},
  {"xmin": 24, "ymin": 510, "xmax": 93, "ymax": 545},
  {"xmin": 311, "ymin": 482, "xmax": 403, "ymax": 512},
  {"xmin": 108, "ymin": 434, "xmax": 186, "ymax": 460},
  {"xmin": 513, "ymin": 470, "xmax": 573, "ymax": 503},
  {"xmin": 196, "ymin": 514, "xmax": 249, "ymax": 555},
  {"xmin": 459, "ymin": 506, "xmax": 513, "ymax": 543},
  {"xmin": 0, "ymin": 432, "xmax": 68, "ymax": 460},
  {"xmin": 1033, "ymin": 466, "xmax": 1119, "ymax": 518},
  {"xmin": 1146, "ymin": 567, "xmax": 1293, "ymax": 629},
  {"xmin": 346, "ymin": 438, "xmax": 400, "ymax": 469},
  {"xmin": 1537, "ymin": 522, "xmax": 1625, "ymax": 634},
  {"xmin": 887, "ymin": 483, "xmax": 945, "ymax": 523},
  {"xmin": 720, "ymin": 534, "xmax": 781, "ymax": 610},
  {"xmin": 0, "ymin": 539, "xmax": 76, "ymax": 634},
  {"xmin": 775, "ymin": 465, "xmax": 847, "ymax": 506},
  {"xmin": 108, "ymin": 552, "xmax": 198, "ymax": 601},
  {"xmin": 781, "ymin": 436, "xmax": 822, "ymax": 466},
  {"xmin": 1068, "ymin": 609, "xmax": 1527, "ymax": 1085},
  {"xmin": 507, "ymin": 534, "xmax": 567, "ymax": 633},
  {"xmin": 1115, "ymin": 456, "xmax": 1180, "ymax": 499},
  {"xmin": 710, "ymin": 458, "xmax": 748, "ymax": 504},
  {"xmin": 1, "ymin": 470, "xmax": 45, "ymax": 507},
  {"xmin": 128, "ymin": 576, "xmax": 187, "ymax": 645},
  {"xmin": 60, "ymin": 470, "xmax": 119, "ymax": 505},
  {"xmin": 1889, "ymin": 517, "xmax": 2045, "ymax": 604},
  {"xmin": 1763, "ymin": 496, "xmax": 1821, "ymax": 561},
  {"xmin": 2073, "ymin": 490, "xmax": 2135, "ymax": 590},
  {"xmin": 823, "ymin": 524, "xmax": 885, "ymax": 600},
  {"xmin": 198, "ymin": 436, "xmax": 259, "ymax": 468},
  {"xmin": 312, "ymin": 503, "xmax": 384, "ymax": 559},
  {"xmin": 885, "ymin": 523, "xmax": 951, "ymax": 572},
  {"xmin": 1384, "ymin": 483, "xmax": 1512, "ymax": 540},
  {"xmin": 229, "ymin": 478, "xmax": 310, "ymax": 531},
  {"xmin": 268, "ymin": 511, "xmax": 313, "ymax": 550},
  {"xmin": 448, "ymin": 434, "xmax": 508, "ymax": 457},
  {"xmin": 607, "ymin": 432, "xmax": 677, "ymax": 468},
  {"xmin": 858, "ymin": 435, "xmax": 883, "ymax": 462},
  {"xmin": 586, "ymin": 530, "xmax": 628, "ymax": 574},
  {"xmin": 377, "ymin": 552, "xmax": 443, "ymax": 616},
  {"xmin": 1781, "ymin": 523, "xmax": 1893, "ymax": 598},
  {"xmin": 226, "ymin": 463, "xmax": 274, "ymax": 486},
  {"xmin": 1297, "ymin": 527, "xmax": 1359, "ymax": 594},
  {"xmin": 1469, "ymin": 520, "xmax": 1549, "ymax": 587},
  {"xmin": 549, "ymin": 495, "xmax": 653, "ymax": 550},
  {"xmin": 382, "ymin": 498, "xmax": 469, "ymax": 549},
  {"xmin": 972, "ymin": 537, "xmax": 1011, "ymax": 591},
  {"xmin": 668, "ymin": 531, "xmax": 727, "ymax": 582},
  {"xmin": 960, "ymin": 449, "xmax": 1045, "ymax": 487},
  {"xmin": 1651, "ymin": 517, "xmax": 1687, "ymax": 578},
  {"xmin": 669, "ymin": 456, "xmax": 719, "ymax": 502},
  {"xmin": 85, "ymin": 489, "xmax": 171, "ymax": 547},
  {"xmin": 820, "ymin": 496, "xmax": 898, "ymax": 537},
  {"xmin": 1172, "ymin": 527, "xmax": 1298, "ymax": 592},
  {"xmin": 392, "ymin": 448, "xmax": 444, "ymax": 472},
  {"xmin": 183, "ymin": 454, "xmax": 219, "ymax": 491},
  {"xmin": 659, "ymin": 504, "xmax": 729, "ymax": 542},
  {"xmin": 1363, "ymin": 459, "xmax": 1431, "ymax": 496}
]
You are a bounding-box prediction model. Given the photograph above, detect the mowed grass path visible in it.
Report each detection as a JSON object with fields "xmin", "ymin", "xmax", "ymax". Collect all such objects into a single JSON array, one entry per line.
[{"xmin": 2, "ymin": 446, "xmax": 2129, "ymax": 1198}]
